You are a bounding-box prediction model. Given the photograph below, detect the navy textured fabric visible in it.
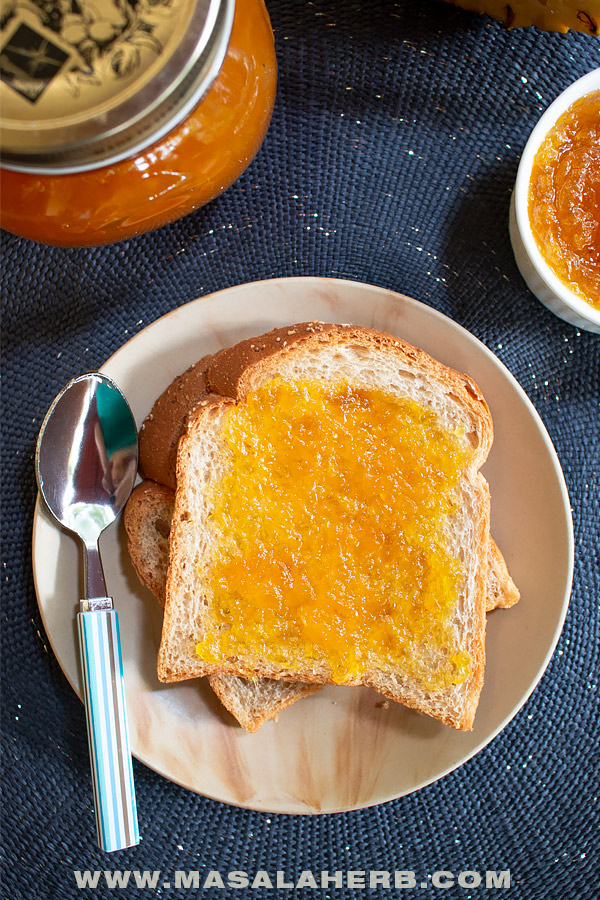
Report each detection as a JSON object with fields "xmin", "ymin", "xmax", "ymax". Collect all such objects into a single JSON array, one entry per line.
[{"xmin": 1, "ymin": 1, "xmax": 599, "ymax": 897}]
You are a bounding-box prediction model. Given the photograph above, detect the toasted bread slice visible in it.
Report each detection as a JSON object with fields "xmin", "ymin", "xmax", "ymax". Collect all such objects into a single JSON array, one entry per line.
[{"xmin": 156, "ymin": 323, "xmax": 497, "ymax": 730}]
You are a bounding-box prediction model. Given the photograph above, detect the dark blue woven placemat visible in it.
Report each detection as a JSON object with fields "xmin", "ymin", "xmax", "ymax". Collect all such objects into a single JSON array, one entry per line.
[{"xmin": 2, "ymin": 1, "xmax": 599, "ymax": 897}]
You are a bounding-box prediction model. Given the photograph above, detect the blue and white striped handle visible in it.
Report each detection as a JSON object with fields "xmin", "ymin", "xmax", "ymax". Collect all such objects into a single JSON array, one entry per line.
[{"xmin": 77, "ymin": 603, "xmax": 139, "ymax": 852}]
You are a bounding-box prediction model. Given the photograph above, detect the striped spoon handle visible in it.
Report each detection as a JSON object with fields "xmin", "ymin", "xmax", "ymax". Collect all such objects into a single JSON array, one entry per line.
[{"xmin": 77, "ymin": 600, "xmax": 139, "ymax": 852}]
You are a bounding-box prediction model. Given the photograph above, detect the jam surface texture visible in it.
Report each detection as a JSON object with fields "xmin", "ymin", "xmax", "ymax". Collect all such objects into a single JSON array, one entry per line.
[
  {"xmin": 195, "ymin": 378, "xmax": 474, "ymax": 690},
  {"xmin": 528, "ymin": 90, "xmax": 600, "ymax": 309}
]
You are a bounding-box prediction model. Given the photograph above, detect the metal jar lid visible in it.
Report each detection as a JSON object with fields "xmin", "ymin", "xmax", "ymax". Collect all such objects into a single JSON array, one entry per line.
[{"xmin": 0, "ymin": 0, "xmax": 234, "ymax": 173}]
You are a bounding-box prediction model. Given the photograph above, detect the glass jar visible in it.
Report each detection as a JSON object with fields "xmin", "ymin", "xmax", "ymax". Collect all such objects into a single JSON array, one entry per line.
[{"xmin": 0, "ymin": 0, "xmax": 277, "ymax": 246}]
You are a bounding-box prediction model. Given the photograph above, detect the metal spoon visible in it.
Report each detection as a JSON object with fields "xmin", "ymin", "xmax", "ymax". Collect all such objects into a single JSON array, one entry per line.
[{"xmin": 36, "ymin": 372, "xmax": 140, "ymax": 852}]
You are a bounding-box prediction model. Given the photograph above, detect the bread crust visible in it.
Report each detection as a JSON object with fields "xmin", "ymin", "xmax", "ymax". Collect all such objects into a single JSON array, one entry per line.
[
  {"xmin": 139, "ymin": 355, "xmax": 214, "ymax": 489},
  {"xmin": 157, "ymin": 323, "xmax": 496, "ymax": 730}
]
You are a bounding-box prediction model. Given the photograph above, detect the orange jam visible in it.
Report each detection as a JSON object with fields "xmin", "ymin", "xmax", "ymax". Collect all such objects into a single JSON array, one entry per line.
[
  {"xmin": 195, "ymin": 378, "xmax": 474, "ymax": 691},
  {"xmin": 528, "ymin": 90, "xmax": 600, "ymax": 309},
  {"xmin": 0, "ymin": 0, "xmax": 276, "ymax": 246}
]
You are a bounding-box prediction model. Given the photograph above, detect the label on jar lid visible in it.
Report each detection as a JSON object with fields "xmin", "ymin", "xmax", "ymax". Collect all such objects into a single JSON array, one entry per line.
[{"xmin": 0, "ymin": 0, "xmax": 234, "ymax": 172}]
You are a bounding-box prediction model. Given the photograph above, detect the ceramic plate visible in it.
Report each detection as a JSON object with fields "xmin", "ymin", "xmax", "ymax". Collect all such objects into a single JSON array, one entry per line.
[{"xmin": 32, "ymin": 277, "xmax": 573, "ymax": 813}]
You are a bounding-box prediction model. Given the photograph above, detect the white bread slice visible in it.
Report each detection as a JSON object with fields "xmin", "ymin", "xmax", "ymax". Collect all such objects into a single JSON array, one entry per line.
[{"xmin": 157, "ymin": 323, "xmax": 495, "ymax": 730}]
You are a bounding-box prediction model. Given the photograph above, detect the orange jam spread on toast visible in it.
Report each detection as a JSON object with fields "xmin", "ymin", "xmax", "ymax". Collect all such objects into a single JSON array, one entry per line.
[
  {"xmin": 528, "ymin": 90, "xmax": 600, "ymax": 308},
  {"xmin": 196, "ymin": 379, "xmax": 473, "ymax": 690}
]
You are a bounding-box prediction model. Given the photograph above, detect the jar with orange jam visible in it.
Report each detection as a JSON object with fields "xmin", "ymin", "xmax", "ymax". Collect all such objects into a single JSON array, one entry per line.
[{"xmin": 0, "ymin": 0, "xmax": 277, "ymax": 246}]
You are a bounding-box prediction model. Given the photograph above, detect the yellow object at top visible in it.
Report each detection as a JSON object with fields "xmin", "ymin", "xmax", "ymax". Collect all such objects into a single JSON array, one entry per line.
[
  {"xmin": 440, "ymin": 0, "xmax": 599, "ymax": 35},
  {"xmin": 196, "ymin": 378, "xmax": 474, "ymax": 690}
]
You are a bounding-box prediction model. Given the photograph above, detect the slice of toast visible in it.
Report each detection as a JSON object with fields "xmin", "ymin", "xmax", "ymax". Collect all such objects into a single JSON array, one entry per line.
[
  {"xmin": 155, "ymin": 323, "xmax": 501, "ymax": 730},
  {"xmin": 128, "ymin": 323, "xmax": 519, "ymax": 731}
]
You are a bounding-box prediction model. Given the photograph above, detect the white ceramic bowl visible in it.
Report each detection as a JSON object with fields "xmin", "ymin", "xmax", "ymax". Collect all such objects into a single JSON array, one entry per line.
[{"xmin": 509, "ymin": 68, "xmax": 600, "ymax": 334}]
